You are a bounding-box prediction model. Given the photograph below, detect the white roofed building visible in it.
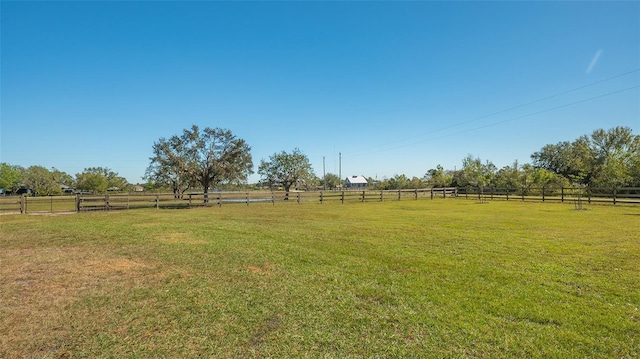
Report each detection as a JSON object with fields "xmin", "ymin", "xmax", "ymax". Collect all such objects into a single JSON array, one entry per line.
[{"xmin": 345, "ymin": 175, "xmax": 368, "ymax": 188}]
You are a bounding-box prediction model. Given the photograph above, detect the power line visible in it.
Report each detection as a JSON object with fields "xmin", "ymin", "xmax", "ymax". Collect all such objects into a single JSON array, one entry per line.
[
  {"xmin": 346, "ymin": 68, "xmax": 640, "ymax": 156},
  {"xmin": 349, "ymin": 84, "xmax": 640, "ymax": 157}
]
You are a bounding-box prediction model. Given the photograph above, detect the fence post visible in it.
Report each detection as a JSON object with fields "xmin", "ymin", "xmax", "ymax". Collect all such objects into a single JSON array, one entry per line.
[
  {"xmin": 155, "ymin": 194, "xmax": 159, "ymax": 210},
  {"xmin": 398, "ymin": 189, "xmax": 401, "ymax": 201},
  {"xmin": 380, "ymin": 190, "xmax": 383, "ymax": 202},
  {"xmin": 506, "ymin": 188, "xmax": 509, "ymax": 201},
  {"xmin": 297, "ymin": 192, "xmax": 301, "ymax": 204},
  {"xmin": 561, "ymin": 187, "xmax": 564, "ymax": 203},
  {"xmin": 613, "ymin": 188, "xmax": 617, "ymax": 205},
  {"xmin": 341, "ymin": 191, "xmax": 345, "ymax": 204},
  {"xmin": 20, "ymin": 195, "xmax": 25, "ymax": 214},
  {"xmin": 542, "ymin": 186, "xmax": 545, "ymax": 202},
  {"xmin": 521, "ymin": 187, "xmax": 525, "ymax": 201},
  {"xmin": 189, "ymin": 194, "xmax": 192, "ymax": 208},
  {"xmin": 430, "ymin": 188, "xmax": 434, "ymax": 200},
  {"xmin": 105, "ymin": 194, "xmax": 109, "ymax": 210},
  {"xmin": 320, "ymin": 191, "xmax": 323, "ymax": 204},
  {"xmin": 362, "ymin": 190, "xmax": 365, "ymax": 202},
  {"xmin": 76, "ymin": 194, "xmax": 81, "ymax": 212}
]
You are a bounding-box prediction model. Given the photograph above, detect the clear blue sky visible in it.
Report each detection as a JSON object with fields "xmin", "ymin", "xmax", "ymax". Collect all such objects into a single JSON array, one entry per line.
[{"xmin": 2, "ymin": 1, "xmax": 639, "ymax": 184}]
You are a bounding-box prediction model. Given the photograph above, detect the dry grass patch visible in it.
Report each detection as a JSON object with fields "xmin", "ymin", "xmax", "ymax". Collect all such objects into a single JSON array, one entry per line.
[
  {"xmin": 243, "ymin": 263, "xmax": 279, "ymax": 275},
  {"xmin": 159, "ymin": 232, "xmax": 208, "ymax": 245},
  {"xmin": 0, "ymin": 245, "xmax": 161, "ymax": 358}
]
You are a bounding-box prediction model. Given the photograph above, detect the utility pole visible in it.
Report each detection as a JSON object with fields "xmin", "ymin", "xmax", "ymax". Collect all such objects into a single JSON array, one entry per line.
[
  {"xmin": 339, "ymin": 152, "xmax": 342, "ymax": 187},
  {"xmin": 323, "ymin": 156, "xmax": 326, "ymax": 190}
]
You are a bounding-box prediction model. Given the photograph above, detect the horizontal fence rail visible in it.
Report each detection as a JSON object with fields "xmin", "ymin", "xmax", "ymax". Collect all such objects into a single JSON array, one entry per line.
[
  {"xmin": 1, "ymin": 186, "xmax": 637, "ymax": 215},
  {"xmin": 0, "ymin": 195, "xmax": 77, "ymax": 214},
  {"xmin": 458, "ymin": 186, "xmax": 640, "ymax": 205},
  {"xmin": 0, "ymin": 196, "xmax": 23, "ymax": 213},
  {"xmin": 0, "ymin": 188, "xmax": 456, "ymax": 214}
]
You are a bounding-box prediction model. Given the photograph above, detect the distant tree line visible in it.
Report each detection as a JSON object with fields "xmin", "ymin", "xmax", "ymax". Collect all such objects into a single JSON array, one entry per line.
[
  {"xmin": 375, "ymin": 126, "xmax": 640, "ymax": 190},
  {"xmin": 0, "ymin": 165, "xmax": 129, "ymax": 195},
  {"xmin": 2, "ymin": 126, "xmax": 637, "ymax": 196}
]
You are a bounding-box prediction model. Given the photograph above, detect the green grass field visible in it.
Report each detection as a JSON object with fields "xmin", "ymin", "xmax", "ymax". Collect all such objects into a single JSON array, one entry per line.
[{"xmin": 1, "ymin": 199, "xmax": 638, "ymax": 358}]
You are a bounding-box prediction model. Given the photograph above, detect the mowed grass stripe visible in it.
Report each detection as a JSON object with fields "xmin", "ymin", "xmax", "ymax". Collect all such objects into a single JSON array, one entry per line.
[{"xmin": 1, "ymin": 200, "xmax": 638, "ymax": 358}]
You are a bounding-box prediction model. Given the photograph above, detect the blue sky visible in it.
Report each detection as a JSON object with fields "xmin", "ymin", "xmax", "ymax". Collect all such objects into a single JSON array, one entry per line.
[{"xmin": 1, "ymin": 1, "xmax": 639, "ymax": 184}]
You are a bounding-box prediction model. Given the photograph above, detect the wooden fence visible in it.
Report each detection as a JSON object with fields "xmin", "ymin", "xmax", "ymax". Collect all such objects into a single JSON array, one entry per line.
[
  {"xmin": 458, "ymin": 186, "xmax": 640, "ymax": 205},
  {"xmin": 0, "ymin": 188, "xmax": 457, "ymax": 214},
  {"xmin": 0, "ymin": 195, "xmax": 77, "ymax": 214},
  {"xmin": 1, "ymin": 186, "xmax": 637, "ymax": 215}
]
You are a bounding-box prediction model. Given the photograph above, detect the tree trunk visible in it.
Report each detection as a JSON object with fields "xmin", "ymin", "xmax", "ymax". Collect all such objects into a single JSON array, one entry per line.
[
  {"xmin": 172, "ymin": 180, "xmax": 181, "ymax": 199},
  {"xmin": 203, "ymin": 185, "xmax": 209, "ymax": 205},
  {"xmin": 284, "ymin": 184, "xmax": 291, "ymax": 200}
]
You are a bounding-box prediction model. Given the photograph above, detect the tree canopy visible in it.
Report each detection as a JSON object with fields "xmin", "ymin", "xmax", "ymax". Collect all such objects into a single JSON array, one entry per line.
[
  {"xmin": 258, "ymin": 149, "xmax": 315, "ymax": 193},
  {"xmin": 453, "ymin": 155, "xmax": 497, "ymax": 189},
  {"xmin": 22, "ymin": 166, "xmax": 64, "ymax": 195},
  {"xmin": 424, "ymin": 165, "xmax": 453, "ymax": 188},
  {"xmin": 145, "ymin": 134, "xmax": 195, "ymax": 198},
  {"xmin": 532, "ymin": 126, "xmax": 639, "ymax": 187},
  {"xmin": 0, "ymin": 163, "xmax": 23, "ymax": 193},
  {"xmin": 146, "ymin": 125, "xmax": 253, "ymax": 197},
  {"xmin": 0, "ymin": 164, "xmax": 76, "ymax": 195},
  {"xmin": 372, "ymin": 174, "xmax": 425, "ymax": 190},
  {"xmin": 321, "ymin": 173, "xmax": 341, "ymax": 190},
  {"xmin": 75, "ymin": 167, "xmax": 128, "ymax": 193}
]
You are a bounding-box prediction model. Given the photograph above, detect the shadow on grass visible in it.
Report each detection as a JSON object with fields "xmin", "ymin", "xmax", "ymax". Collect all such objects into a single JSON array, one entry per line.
[{"xmin": 158, "ymin": 205, "xmax": 193, "ymax": 210}]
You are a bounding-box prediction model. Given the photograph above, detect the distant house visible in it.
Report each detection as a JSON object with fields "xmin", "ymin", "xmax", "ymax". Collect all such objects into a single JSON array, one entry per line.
[
  {"xmin": 132, "ymin": 185, "xmax": 144, "ymax": 192},
  {"xmin": 345, "ymin": 175, "xmax": 368, "ymax": 188}
]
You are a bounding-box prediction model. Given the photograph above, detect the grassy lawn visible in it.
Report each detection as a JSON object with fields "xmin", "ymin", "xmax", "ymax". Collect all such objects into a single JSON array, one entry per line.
[{"xmin": 1, "ymin": 199, "xmax": 639, "ymax": 358}]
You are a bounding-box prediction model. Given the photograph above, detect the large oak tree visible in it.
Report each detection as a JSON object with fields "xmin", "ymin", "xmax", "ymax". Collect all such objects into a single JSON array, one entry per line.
[{"xmin": 146, "ymin": 125, "xmax": 253, "ymax": 200}]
